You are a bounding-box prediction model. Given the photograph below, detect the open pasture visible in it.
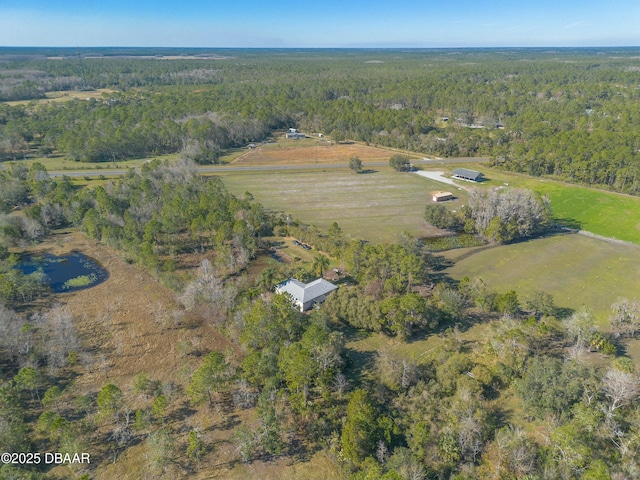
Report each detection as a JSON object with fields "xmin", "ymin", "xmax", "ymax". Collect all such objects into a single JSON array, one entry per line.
[
  {"xmin": 444, "ymin": 233, "xmax": 640, "ymax": 322},
  {"xmin": 221, "ymin": 169, "xmax": 468, "ymax": 244}
]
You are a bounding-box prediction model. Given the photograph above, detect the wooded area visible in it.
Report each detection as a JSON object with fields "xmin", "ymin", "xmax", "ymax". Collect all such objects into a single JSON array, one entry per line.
[
  {"xmin": 1, "ymin": 48, "xmax": 640, "ymax": 193},
  {"xmin": 0, "ymin": 157, "xmax": 638, "ymax": 478},
  {"xmin": 1, "ymin": 48, "xmax": 640, "ymax": 479}
]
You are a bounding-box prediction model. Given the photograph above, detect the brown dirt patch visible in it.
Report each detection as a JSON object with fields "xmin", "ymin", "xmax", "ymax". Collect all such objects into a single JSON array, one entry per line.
[{"xmin": 232, "ymin": 141, "xmax": 397, "ymax": 166}]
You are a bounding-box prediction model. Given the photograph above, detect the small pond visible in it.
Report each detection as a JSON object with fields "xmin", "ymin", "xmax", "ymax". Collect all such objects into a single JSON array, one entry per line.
[{"xmin": 17, "ymin": 252, "xmax": 108, "ymax": 293}]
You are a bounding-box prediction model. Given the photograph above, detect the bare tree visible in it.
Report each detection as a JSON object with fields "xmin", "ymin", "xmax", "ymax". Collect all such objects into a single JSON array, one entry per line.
[
  {"xmin": 401, "ymin": 359, "xmax": 418, "ymax": 390},
  {"xmin": 468, "ymin": 187, "xmax": 552, "ymax": 243},
  {"xmin": 563, "ymin": 307, "xmax": 596, "ymax": 348},
  {"xmin": 375, "ymin": 348, "xmax": 419, "ymax": 392},
  {"xmin": 494, "ymin": 426, "xmax": 538, "ymax": 477},
  {"xmin": 43, "ymin": 305, "xmax": 79, "ymax": 372},
  {"xmin": 609, "ymin": 297, "xmax": 640, "ymax": 338},
  {"xmin": 376, "ymin": 440, "xmax": 388, "ymax": 464},
  {"xmin": 145, "ymin": 428, "xmax": 174, "ymax": 473},
  {"xmin": 0, "ymin": 303, "xmax": 20, "ymax": 352},
  {"xmin": 333, "ymin": 372, "xmax": 349, "ymax": 398},
  {"xmin": 179, "ymin": 259, "xmax": 222, "ymax": 310},
  {"xmin": 457, "ymin": 414, "xmax": 483, "ymax": 462},
  {"xmin": 602, "ymin": 368, "xmax": 639, "ymax": 415},
  {"xmin": 233, "ymin": 379, "xmax": 258, "ymax": 409}
]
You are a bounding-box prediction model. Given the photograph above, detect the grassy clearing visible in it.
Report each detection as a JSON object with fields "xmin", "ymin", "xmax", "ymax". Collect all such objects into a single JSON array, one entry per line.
[
  {"xmin": 219, "ymin": 147, "xmax": 250, "ymax": 164},
  {"xmin": 224, "ymin": 152, "xmax": 639, "ymax": 245},
  {"xmin": 478, "ymin": 167, "xmax": 640, "ymax": 244},
  {"xmin": 220, "ymin": 169, "xmax": 468, "ymax": 244},
  {"xmin": 4, "ymin": 88, "xmax": 117, "ymax": 107},
  {"xmin": 444, "ymin": 233, "xmax": 640, "ymax": 322},
  {"xmin": 9, "ymin": 153, "xmax": 179, "ymax": 172},
  {"xmin": 346, "ymin": 329, "xmax": 447, "ymax": 368}
]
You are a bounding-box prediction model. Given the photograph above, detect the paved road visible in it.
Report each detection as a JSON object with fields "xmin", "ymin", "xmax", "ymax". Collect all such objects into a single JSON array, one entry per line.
[{"xmin": 48, "ymin": 156, "xmax": 490, "ymax": 178}]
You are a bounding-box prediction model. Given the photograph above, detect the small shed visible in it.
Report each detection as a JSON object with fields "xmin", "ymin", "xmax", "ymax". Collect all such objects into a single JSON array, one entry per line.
[
  {"xmin": 452, "ymin": 168, "xmax": 485, "ymax": 182},
  {"xmin": 432, "ymin": 191, "xmax": 453, "ymax": 202}
]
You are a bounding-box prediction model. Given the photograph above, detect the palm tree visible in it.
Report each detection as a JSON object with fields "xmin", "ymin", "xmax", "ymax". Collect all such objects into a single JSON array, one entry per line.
[
  {"xmin": 257, "ymin": 266, "xmax": 277, "ymax": 291},
  {"xmin": 312, "ymin": 254, "xmax": 330, "ymax": 278}
]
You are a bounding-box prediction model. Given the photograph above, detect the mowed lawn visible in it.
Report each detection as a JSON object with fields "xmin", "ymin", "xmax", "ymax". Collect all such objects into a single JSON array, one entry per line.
[
  {"xmin": 220, "ymin": 169, "xmax": 468, "ymax": 244},
  {"xmin": 480, "ymin": 168, "xmax": 640, "ymax": 245},
  {"xmin": 444, "ymin": 233, "xmax": 640, "ymax": 322}
]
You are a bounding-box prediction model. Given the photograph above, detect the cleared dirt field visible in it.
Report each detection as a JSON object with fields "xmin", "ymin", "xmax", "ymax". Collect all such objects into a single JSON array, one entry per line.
[{"xmin": 232, "ymin": 139, "xmax": 409, "ymax": 166}]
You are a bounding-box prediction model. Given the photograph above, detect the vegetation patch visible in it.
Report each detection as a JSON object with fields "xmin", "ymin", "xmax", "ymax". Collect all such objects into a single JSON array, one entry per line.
[
  {"xmin": 62, "ymin": 273, "xmax": 97, "ymax": 290},
  {"xmin": 423, "ymin": 233, "xmax": 485, "ymax": 252}
]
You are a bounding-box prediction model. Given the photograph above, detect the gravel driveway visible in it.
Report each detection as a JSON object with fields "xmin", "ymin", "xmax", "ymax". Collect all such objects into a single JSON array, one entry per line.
[{"xmin": 413, "ymin": 170, "xmax": 468, "ymax": 189}]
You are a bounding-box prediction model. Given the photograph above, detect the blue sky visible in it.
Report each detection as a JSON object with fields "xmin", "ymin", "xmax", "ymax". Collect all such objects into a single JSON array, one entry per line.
[{"xmin": 1, "ymin": 0, "xmax": 639, "ymax": 48}]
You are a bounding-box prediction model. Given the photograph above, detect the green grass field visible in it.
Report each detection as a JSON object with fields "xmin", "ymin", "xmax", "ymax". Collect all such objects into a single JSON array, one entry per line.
[
  {"xmin": 221, "ymin": 161, "xmax": 640, "ymax": 246},
  {"xmin": 480, "ymin": 168, "xmax": 640, "ymax": 245},
  {"xmin": 11, "ymin": 153, "xmax": 178, "ymax": 172},
  {"xmin": 444, "ymin": 233, "xmax": 640, "ymax": 322},
  {"xmin": 220, "ymin": 169, "xmax": 469, "ymax": 244}
]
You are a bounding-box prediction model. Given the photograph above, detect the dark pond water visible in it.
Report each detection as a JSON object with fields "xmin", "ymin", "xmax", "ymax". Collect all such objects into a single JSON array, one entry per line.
[{"xmin": 17, "ymin": 252, "xmax": 108, "ymax": 293}]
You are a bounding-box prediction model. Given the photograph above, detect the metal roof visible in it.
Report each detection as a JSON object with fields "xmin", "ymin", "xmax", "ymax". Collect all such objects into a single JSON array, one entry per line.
[
  {"xmin": 275, "ymin": 278, "xmax": 338, "ymax": 305},
  {"xmin": 452, "ymin": 168, "xmax": 484, "ymax": 180}
]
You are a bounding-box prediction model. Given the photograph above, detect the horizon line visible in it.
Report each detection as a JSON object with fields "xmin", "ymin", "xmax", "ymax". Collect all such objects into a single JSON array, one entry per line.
[{"xmin": 2, "ymin": 45, "xmax": 640, "ymax": 50}]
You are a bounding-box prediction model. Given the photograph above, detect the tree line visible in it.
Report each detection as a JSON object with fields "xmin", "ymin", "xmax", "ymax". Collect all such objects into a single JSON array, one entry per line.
[{"xmin": 2, "ymin": 48, "xmax": 640, "ymax": 193}]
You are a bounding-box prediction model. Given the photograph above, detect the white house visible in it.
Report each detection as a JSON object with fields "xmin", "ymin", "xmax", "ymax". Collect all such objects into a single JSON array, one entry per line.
[
  {"xmin": 275, "ymin": 278, "xmax": 338, "ymax": 312},
  {"xmin": 285, "ymin": 132, "xmax": 306, "ymax": 139}
]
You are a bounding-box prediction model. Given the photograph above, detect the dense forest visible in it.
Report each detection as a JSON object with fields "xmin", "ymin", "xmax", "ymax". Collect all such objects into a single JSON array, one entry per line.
[{"xmin": 2, "ymin": 48, "xmax": 640, "ymax": 193}]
